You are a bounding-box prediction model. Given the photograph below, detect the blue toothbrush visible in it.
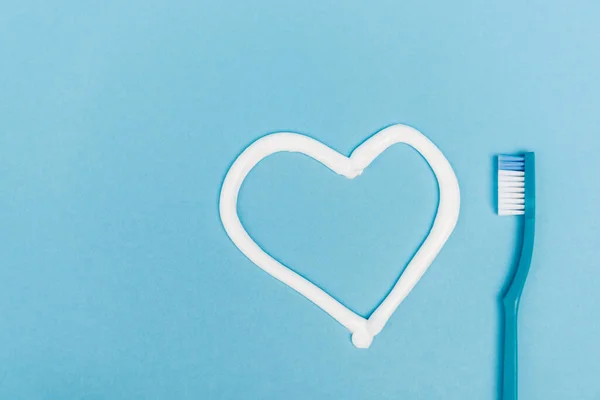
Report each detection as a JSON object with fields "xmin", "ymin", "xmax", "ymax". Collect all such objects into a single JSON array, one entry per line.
[{"xmin": 497, "ymin": 153, "xmax": 536, "ymax": 400}]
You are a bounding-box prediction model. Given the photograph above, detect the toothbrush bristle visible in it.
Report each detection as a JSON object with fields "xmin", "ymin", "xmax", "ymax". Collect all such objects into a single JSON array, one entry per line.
[{"xmin": 498, "ymin": 155, "xmax": 525, "ymax": 216}]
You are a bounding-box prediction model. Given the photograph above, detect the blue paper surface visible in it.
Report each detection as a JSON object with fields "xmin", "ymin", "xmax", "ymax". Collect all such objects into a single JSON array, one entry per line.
[{"xmin": 1, "ymin": 1, "xmax": 599, "ymax": 398}]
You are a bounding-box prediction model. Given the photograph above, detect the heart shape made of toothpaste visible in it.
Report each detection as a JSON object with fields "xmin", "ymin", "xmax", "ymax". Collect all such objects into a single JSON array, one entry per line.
[{"xmin": 219, "ymin": 124, "xmax": 460, "ymax": 348}]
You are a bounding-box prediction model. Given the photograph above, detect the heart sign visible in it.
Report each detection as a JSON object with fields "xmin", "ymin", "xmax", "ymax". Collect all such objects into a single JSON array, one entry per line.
[{"xmin": 219, "ymin": 124, "xmax": 460, "ymax": 348}]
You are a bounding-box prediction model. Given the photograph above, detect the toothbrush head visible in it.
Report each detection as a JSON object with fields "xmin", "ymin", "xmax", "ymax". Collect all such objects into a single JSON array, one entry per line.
[{"xmin": 497, "ymin": 153, "xmax": 535, "ymax": 217}]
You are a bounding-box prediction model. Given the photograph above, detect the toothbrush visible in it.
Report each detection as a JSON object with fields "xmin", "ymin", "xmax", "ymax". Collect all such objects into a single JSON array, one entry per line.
[{"xmin": 497, "ymin": 153, "xmax": 536, "ymax": 400}]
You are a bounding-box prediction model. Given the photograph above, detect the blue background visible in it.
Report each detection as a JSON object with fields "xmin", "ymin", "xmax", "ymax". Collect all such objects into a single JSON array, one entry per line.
[{"xmin": 1, "ymin": 1, "xmax": 599, "ymax": 399}]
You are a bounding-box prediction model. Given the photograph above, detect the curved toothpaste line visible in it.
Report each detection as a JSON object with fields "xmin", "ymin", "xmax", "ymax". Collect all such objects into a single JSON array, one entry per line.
[{"xmin": 219, "ymin": 124, "xmax": 460, "ymax": 348}]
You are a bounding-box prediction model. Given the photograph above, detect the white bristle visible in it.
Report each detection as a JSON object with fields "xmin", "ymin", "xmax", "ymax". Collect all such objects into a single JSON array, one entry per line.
[
  {"xmin": 499, "ymin": 203, "xmax": 525, "ymax": 210},
  {"xmin": 499, "ymin": 193, "xmax": 525, "ymax": 199},
  {"xmin": 498, "ymin": 155, "xmax": 527, "ymax": 216},
  {"xmin": 500, "ymin": 198, "xmax": 525, "ymax": 204},
  {"xmin": 498, "ymin": 176, "xmax": 525, "ymax": 182},
  {"xmin": 498, "ymin": 170, "xmax": 524, "ymax": 177},
  {"xmin": 501, "ymin": 187, "xmax": 525, "ymax": 193},
  {"xmin": 498, "ymin": 210, "xmax": 525, "ymax": 216},
  {"xmin": 498, "ymin": 181, "xmax": 524, "ymax": 188}
]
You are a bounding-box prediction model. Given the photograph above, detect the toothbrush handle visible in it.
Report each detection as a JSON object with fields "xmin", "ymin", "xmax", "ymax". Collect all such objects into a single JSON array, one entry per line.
[
  {"xmin": 501, "ymin": 215, "xmax": 535, "ymax": 400},
  {"xmin": 502, "ymin": 297, "xmax": 520, "ymax": 400}
]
